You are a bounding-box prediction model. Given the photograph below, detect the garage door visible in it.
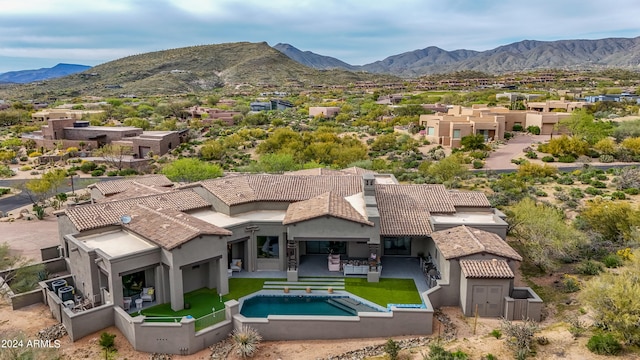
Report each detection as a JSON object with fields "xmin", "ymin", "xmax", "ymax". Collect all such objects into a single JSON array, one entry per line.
[{"xmin": 472, "ymin": 285, "xmax": 503, "ymax": 317}]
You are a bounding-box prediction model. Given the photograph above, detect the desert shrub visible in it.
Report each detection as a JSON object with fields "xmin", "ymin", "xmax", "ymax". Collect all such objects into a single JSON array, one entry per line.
[
  {"xmin": 28, "ymin": 151, "xmax": 42, "ymax": 157},
  {"xmin": 504, "ymin": 132, "xmax": 513, "ymax": 140},
  {"xmin": 569, "ymin": 188, "xmax": 584, "ymax": 199},
  {"xmin": 603, "ymin": 254, "xmax": 623, "ymax": 268},
  {"xmin": 577, "ymin": 260, "xmax": 603, "ymax": 275},
  {"xmin": 563, "ymin": 274, "xmax": 581, "ymax": 292},
  {"xmin": 599, "ymin": 154, "xmax": 615, "ymax": 163},
  {"xmin": 91, "ymin": 169, "xmax": 104, "ymax": 177},
  {"xmin": 19, "ymin": 156, "xmax": 28, "ymax": 161},
  {"xmin": 19, "ymin": 165, "xmax": 32, "ymax": 171},
  {"xmin": 80, "ymin": 161, "xmax": 98, "ymax": 173},
  {"xmin": 472, "ymin": 160, "xmax": 484, "ymax": 169},
  {"xmin": 591, "ymin": 180, "xmax": 607, "ymax": 188},
  {"xmin": 596, "ymin": 173, "xmax": 608, "ymax": 181},
  {"xmin": 511, "ymin": 158, "xmax": 526, "ymax": 165},
  {"xmin": 501, "ymin": 318, "xmax": 538, "ymax": 360},
  {"xmin": 568, "ymin": 316, "xmax": 587, "ymax": 338},
  {"xmin": 586, "ymin": 334, "xmax": 622, "ymax": 355},
  {"xmin": 232, "ymin": 326, "xmax": 262, "ymax": 358},
  {"xmin": 0, "ymin": 188, "xmax": 9, "ymax": 196},
  {"xmin": 524, "ymin": 151, "xmax": 537, "ymax": 159},
  {"xmin": 385, "ymin": 339, "xmax": 401, "ymax": 360},
  {"xmin": 118, "ymin": 168, "xmax": 138, "ymax": 176},
  {"xmin": 512, "ymin": 124, "xmax": 524, "ymax": 131},
  {"xmin": 541, "ymin": 155, "xmax": 555, "ymax": 162},
  {"xmin": 534, "ymin": 189, "xmax": 547, "ymax": 197},
  {"xmin": 624, "ymin": 187, "xmax": 639, "ymax": 195},
  {"xmin": 0, "ymin": 165, "xmax": 15, "ymax": 177},
  {"xmin": 106, "ymin": 171, "xmax": 118, "ymax": 176},
  {"xmin": 424, "ymin": 344, "xmax": 468, "ymax": 360},
  {"xmin": 557, "ymin": 176, "xmax": 574, "ymax": 185},
  {"xmin": 527, "ymin": 125, "xmax": 541, "ymax": 135},
  {"xmin": 469, "ymin": 151, "xmax": 488, "ymax": 160},
  {"xmin": 490, "ymin": 329, "xmax": 502, "ymax": 339},
  {"xmin": 99, "ymin": 331, "xmax": 117, "ymax": 358},
  {"xmin": 584, "ymin": 187, "xmax": 603, "ymax": 196},
  {"xmin": 558, "ymin": 154, "xmax": 576, "ymax": 163},
  {"xmin": 610, "ymin": 191, "xmax": 626, "ymax": 200},
  {"xmin": 482, "ymin": 355, "xmax": 497, "ymax": 360},
  {"xmin": 616, "ymin": 247, "xmax": 634, "ymax": 261}
]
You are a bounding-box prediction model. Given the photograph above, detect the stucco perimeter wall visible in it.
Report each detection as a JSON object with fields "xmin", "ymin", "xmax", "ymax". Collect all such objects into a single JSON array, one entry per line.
[
  {"xmin": 235, "ymin": 308, "xmax": 433, "ymax": 341},
  {"xmin": 114, "ymin": 303, "xmax": 233, "ymax": 355},
  {"xmin": 61, "ymin": 303, "xmax": 115, "ymax": 341}
]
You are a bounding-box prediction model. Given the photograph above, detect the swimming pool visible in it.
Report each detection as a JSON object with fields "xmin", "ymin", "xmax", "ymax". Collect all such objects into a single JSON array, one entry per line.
[{"xmin": 240, "ymin": 295, "xmax": 383, "ymax": 318}]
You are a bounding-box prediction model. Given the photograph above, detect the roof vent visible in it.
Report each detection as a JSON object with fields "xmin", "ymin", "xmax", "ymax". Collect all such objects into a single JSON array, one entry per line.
[{"xmin": 120, "ymin": 215, "xmax": 132, "ymax": 224}]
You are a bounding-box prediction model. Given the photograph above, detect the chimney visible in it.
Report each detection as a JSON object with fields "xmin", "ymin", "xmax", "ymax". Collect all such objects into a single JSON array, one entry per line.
[{"xmin": 363, "ymin": 173, "xmax": 375, "ymax": 197}]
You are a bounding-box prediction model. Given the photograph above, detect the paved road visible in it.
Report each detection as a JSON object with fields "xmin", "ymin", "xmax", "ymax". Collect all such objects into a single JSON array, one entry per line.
[{"xmin": 0, "ymin": 177, "xmax": 105, "ymax": 213}]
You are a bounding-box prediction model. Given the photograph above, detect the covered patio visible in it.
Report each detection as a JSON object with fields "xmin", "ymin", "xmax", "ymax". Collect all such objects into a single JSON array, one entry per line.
[{"xmin": 229, "ymin": 255, "xmax": 431, "ymax": 294}]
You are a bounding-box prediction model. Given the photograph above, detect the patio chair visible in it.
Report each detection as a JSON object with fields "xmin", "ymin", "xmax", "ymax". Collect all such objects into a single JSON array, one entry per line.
[
  {"xmin": 328, "ymin": 254, "xmax": 340, "ymax": 271},
  {"xmin": 140, "ymin": 287, "xmax": 155, "ymax": 302},
  {"xmin": 230, "ymin": 259, "xmax": 242, "ymax": 272}
]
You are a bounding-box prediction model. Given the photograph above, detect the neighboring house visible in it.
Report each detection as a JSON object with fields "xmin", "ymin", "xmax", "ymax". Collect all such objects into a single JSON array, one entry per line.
[
  {"xmin": 419, "ymin": 105, "xmax": 573, "ymax": 147},
  {"xmin": 309, "ymin": 106, "xmax": 340, "ymax": 118},
  {"xmin": 250, "ymin": 99, "xmax": 294, "ymax": 112},
  {"xmin": 583, "ymin": 93, "xmax": 640, "ymax": 104},
  {"xmin": 525, "ymin": 99, "xmax": 590, "ymax": 112},
  {"xmin": 43, "ymin": 170, "xmax": 539, "ymax": 351},
  {"xmin": 31, "ymin": 109, "xmax": 105, "ymax": 122},
  {"xmin": 187, "ymin": 106, "xmax": 241, "ymax": 126},
  {"xmin": 23, "ymin": 118, "xmax": 186, "ymax": 156}
]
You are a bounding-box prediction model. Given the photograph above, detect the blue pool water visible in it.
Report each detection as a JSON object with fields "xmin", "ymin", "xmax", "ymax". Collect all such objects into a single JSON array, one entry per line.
[{"xmin": 240, "ymin": 295, "xmax": 380, "ymax": 318}]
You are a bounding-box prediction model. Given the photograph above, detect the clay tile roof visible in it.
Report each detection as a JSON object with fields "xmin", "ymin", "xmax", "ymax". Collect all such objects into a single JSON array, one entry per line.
[
  {"xmin": 124, "ymin": 205, "xmax": 231, "ymax": 250},
  {"xmin": 448, "ymin": 191, "xmax": 491, "ymax": 207},
  {"xmin": 431, "ymin": 225, "xmax": 522, "ymax": 261},
  {"xmin": 65, "ymin": 189, "xmax": 211, "ymax": 231},
  {"xmin": 89, "ymin": 175, "xmax": 173, "ymax": 196},
  {"xmin": 375, "ymin": 184, "xmax": 456, "ymax": 236},
  {"xmin": 283, "ymin": 192, "xmax": 373, "ymax": 226},
  {"xmin": 95, "ymin": 183, "xmax": 170, "ymax": 203},
  {"xmin": 460, "ymin": 259, "xmax": 514, "ymax": 278},
  {"xmin": 284, "ymin": 168, "xmax": 351, "ymax": 176},
  {"xmin": 200, "ymin": 175, "xmax": 363, "ymax": 206}
]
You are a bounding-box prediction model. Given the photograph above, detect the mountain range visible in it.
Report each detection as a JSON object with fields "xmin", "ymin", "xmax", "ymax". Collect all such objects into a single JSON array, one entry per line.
[
  {"xmin": 1, "ymin": 36, "xmax": 639, "ymax": 99},
  {"xmin": 0, "ymin": 63, "xmax": 92, "ymax": 84},
  {"xmin": 275, "ymin": 36, "xmax": 640, "ymax": 77}
]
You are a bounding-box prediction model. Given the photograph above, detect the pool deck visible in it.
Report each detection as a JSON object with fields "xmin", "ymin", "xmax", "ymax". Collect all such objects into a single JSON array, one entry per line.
[{"xmin": 231, "ymin": 255, "xmax": 431, "ymax": 294}]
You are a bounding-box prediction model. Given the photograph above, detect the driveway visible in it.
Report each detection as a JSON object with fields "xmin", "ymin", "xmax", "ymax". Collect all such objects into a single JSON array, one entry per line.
[{"xmin": 484, "ymin": 133, "xmax": 551, "ymax": 171}]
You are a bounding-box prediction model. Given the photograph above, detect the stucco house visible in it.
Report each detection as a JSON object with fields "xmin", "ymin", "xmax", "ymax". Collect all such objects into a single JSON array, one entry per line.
[
  {"xmin": 42, "ymin": 170, "xmax": 540, "ymax": 352},
  {"xmin": 23, "ymin": 117, "xmax": 186, "ymax": 156}
]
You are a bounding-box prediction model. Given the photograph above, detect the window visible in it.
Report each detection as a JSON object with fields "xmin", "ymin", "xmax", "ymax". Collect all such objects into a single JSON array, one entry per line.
[
  {"xmin": 257, "ymin": 236, "xmax": 279, "ymax": 258},
  {"xmin": 452, "ymin": 129, "xmax": 461, "ymax": 139},
  {"xmin": 427, "ymin": 127, "xmax": 435, "ymax": 136},
  {"xmin": 383, "ymin": 236, "xmax": 411, "ymax": 255}
]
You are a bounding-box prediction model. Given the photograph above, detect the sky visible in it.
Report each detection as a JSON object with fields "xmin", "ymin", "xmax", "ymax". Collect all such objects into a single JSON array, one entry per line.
[{"xmin": 1, "ymin": 0, "xmax": 640, "ymax": 73}]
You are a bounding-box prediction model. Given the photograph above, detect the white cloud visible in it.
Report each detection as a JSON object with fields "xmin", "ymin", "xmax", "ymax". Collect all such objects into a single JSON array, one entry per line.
[{"xmin": 0, "ymin": 0, "xmax": 639, "ymax": 71}]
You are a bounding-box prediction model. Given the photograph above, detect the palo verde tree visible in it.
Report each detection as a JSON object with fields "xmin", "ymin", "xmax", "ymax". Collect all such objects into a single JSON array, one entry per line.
[
  {"xmin": 160, "ymin": 158, "xmax": 223, "ymax": 183},
  {"xmin": 0, "ymin": 243, "xmax": 45, "ymax": 295},
  {"xmin": 580, "ymin": 251, "xmax": 640, "ymax": 346},
  {"xmin": 507, "ymin": 197, "xmax": 588, "ymax": 271}
]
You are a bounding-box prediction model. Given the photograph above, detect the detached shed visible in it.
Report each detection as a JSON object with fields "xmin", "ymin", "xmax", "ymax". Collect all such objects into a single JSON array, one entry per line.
[
  {"xmin": 459, "ymin": 259, "xmax": 514, "ymax": 317},
  {"xmin": 429, "ymin": 225, "xmax": 542, "ymax": 320}
]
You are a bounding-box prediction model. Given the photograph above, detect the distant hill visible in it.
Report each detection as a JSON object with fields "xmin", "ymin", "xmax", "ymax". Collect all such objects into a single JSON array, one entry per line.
[
  {"xmin": 273, "ymin": 43, "xmax": 358, "ymax": 71},
  {"xmin": 275, "ymin": 37, "xmax": 640, "ymax": 77},
  {"xmin": 0, "ymin": 42, "xmax": 399, "ymax": 98},
  {"xmin": 0, "ymin": 63, "xmax": 91, "ymax": 83}
]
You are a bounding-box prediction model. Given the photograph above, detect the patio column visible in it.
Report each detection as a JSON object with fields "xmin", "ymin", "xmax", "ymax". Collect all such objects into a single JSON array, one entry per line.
[
  {"xmin": 169, "ymin": 266, "xmax": 184, "ymax": 311},
  {"xmin": 217, "ymin": 257, "xmax": 229, "ymax": 295}
]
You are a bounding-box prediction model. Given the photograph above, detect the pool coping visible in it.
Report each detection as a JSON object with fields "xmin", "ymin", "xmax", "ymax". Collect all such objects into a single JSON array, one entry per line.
[{"xmin": 238, "ymin": 289, "xmax": 391, "ymax": 317}]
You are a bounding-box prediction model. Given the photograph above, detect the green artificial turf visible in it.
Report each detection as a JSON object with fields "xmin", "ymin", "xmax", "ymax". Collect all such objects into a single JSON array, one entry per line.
[
  {"xmin": 345, "ymin": 278, "xmax": 422, "ymax": 307},
  {"xmin": 226, "ymin": 278, "xmax": 284, "ymax": 300},
  {"xmin": 140, "ymin": 287, "xmax": 223, "ymax": 319}
]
